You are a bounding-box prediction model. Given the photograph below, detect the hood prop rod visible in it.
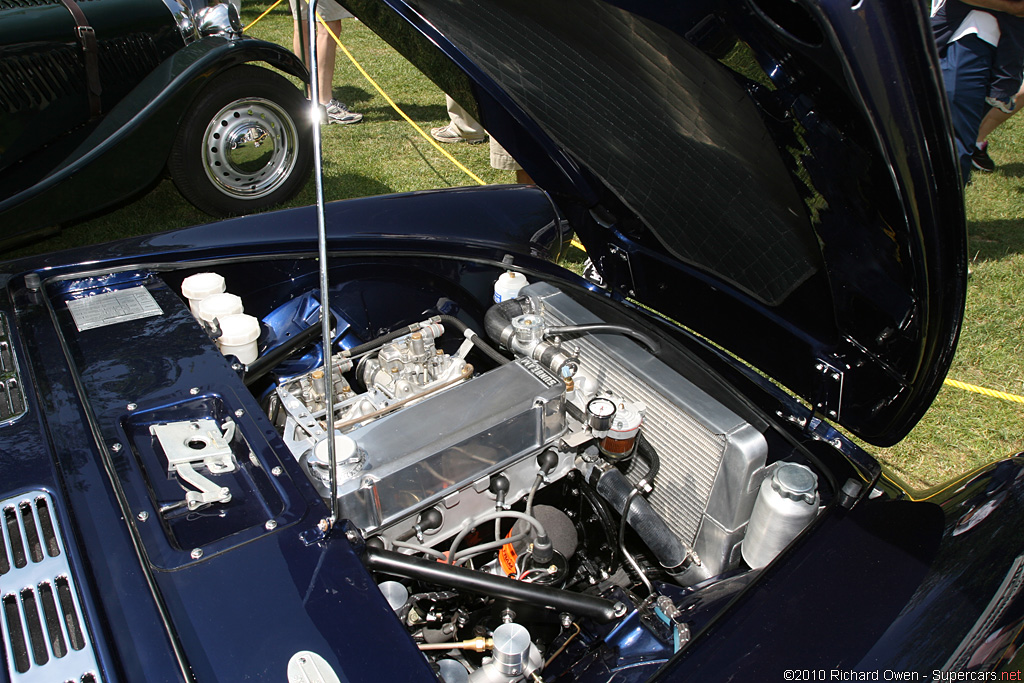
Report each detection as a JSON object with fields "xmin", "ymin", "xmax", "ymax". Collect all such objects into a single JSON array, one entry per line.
[{"xmin": 307, "ymin": 0, "xmax": 340, "ymax": 527}]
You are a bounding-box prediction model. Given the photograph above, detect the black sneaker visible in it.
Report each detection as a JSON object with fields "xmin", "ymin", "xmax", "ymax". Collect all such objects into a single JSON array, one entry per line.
[{"xmin": 972, "ymin": 142, "xmax": 995, "ymax": 172}]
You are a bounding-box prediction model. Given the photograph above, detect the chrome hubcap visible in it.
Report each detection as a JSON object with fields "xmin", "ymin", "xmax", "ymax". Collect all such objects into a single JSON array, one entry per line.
[{"xmin": 202, "ymin": 97, "xmax": 299, "ymax": 199}]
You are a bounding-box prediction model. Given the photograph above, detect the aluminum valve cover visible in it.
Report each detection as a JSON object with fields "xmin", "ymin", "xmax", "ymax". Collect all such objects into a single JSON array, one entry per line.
[{"xmin": 326, "ymin": 358, "xmax": 566, "ymax": 532}]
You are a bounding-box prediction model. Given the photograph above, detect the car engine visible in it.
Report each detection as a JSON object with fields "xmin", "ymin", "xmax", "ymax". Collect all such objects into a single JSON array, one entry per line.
[
  {"xmin": 230, "ymin": 276, "xmax": 818, "ymax": 681},
  {"xmin": 168, "ymin": 271, "xmax": 821, "ymax": 681}
]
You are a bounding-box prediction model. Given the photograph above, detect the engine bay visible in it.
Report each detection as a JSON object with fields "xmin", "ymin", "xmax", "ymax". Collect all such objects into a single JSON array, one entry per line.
[
  {"xmin": 51, "ymin": 260, "xmax": 828, "ymax": 681},
  {"xmin": 247, "ymin": 273, "xmax": 823, "ymax": 679}
]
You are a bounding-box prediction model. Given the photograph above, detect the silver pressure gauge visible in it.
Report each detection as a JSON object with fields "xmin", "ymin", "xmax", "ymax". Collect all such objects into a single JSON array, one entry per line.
[{"xmin": 586, "ymin": 396, "xmax": 617, "ymax": 431}]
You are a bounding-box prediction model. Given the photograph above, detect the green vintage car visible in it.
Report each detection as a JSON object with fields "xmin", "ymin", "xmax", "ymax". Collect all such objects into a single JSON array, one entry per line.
[{"xmin": 0, "ymin": 0, "xmax": 313, "ymax": 249}]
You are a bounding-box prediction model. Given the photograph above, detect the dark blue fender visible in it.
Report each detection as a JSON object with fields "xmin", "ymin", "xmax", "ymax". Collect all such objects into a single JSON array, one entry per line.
[
  {"xmin": 0, "ymin": 37, "xmax": 308, "ymax": 235},
  {"xmin": 1, "ymin": 184, "xmax": 572, "ymax": 281},
  {"xmin": 644, "ymin": 457, "xmax": 1024, "ymax": 679}
]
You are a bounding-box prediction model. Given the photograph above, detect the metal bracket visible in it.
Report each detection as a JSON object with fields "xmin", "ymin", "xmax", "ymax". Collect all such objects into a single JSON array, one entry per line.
[
  {"xmin": 607, "ymin": 245, "xmax": 637, "ymax": 298},
  {"xmin": 151, "ymin": 419, "xmax": 237, "ymax": 511},
  {"xmin": 812, "ymin": 359, "xmax": 844, "ymax": 421}
]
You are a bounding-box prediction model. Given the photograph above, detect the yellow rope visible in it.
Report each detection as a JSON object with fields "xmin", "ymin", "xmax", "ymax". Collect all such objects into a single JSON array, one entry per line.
[
  {"xmin": 245, "ymin": 8, "xmax": 1024, "ymax": 408},
  {"xmin": 243, "ymin": 0, "xmax": 283, "ymax": 32},
  {"xmin": 943, "ymin": 378, "xmax": 1024, "ymax": 404},
  {"xmin": 244, "ymin": 4, "xmax": 486, "ymax": 185},
  {"xmin": 318, "ymin": 17, "xmax": 487, "ymax": 185}
]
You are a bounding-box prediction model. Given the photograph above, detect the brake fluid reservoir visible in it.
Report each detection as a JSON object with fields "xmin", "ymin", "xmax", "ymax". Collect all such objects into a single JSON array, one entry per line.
[
  {"xmin": 181, "ymin": 272, "xmax": 226, "ymax": 316},
  {"xmin": 216, "ymin": 313, "xmax": 260, "ymax": 364},
  {"xmin": 494, "ymin": 271, "xmax": 529, "ymax": 302},
  {"xmin": 741, "ymin": 462, "xmax": 819, "ymax": 569},
  {"xmin": 198, "ymin": 292, "xmax": 244, "ymax": 326}
]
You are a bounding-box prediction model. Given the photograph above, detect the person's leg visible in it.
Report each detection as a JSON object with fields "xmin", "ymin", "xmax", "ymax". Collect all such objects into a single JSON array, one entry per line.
[
  {"xmin": 490, "ymin": 138, "xmax": 532, "ymax": 183},
  {"xmin": 316, "ymin": 19, "xmax": 341, "ymax": 105},
  {"xmin": 939, "ymin": 35, "xmax": 995, "ymax": 183},
  {"xmin": 446, "ymin": 96, "xmax": 487, "ymax": 139},
  {"xmin": 432, "ymin": 95, "xmax": 487, "ymax": 143},
  {"xmin": 977, "ymin": 79, "xmax": 1024, "ymax": 143}
]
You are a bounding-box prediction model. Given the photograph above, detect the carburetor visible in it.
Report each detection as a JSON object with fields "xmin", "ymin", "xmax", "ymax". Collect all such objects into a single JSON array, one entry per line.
[{"xmin": 357, "ymin": 322, "xmax": 468, "ymax": 400}]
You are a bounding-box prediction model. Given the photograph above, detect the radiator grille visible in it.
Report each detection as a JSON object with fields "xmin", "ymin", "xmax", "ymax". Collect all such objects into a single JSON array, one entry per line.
[
  {"xmin": 541, "ymin": 309, "xmax": 726, "ymax": 545},
  {"xmin": 0, "ymin": 491, "xmax": 101, "ymax": 683}
]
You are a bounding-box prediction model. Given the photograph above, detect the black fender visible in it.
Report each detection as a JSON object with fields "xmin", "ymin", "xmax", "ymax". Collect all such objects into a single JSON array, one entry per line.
[
  {"xmin": 0, "ymin": 37, "xmax": 308, "ymax": 239},
  {"xmin": 651, "ymin": 454, "xmax": 1024, "ymax": 679}
]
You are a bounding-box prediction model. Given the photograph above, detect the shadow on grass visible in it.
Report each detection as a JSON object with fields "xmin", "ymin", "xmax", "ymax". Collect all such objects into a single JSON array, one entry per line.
[
  {"xmin": 365, "ymin": 101, "xmax": 450, "ymax": 124},
  {"xmin": 996, "ymin": 162, "xmax": 1024, "ymax": 178},
  {"xmin": 968, "ymin": 218, "xmax": 1024, "ymax": 261},
  {"xmin": 321, "ymin": 171, "xmax": 394, "ymax": 201},
  {"xmin": 329, "ymin": 85, "xmax": 374, "ymax": 108}
]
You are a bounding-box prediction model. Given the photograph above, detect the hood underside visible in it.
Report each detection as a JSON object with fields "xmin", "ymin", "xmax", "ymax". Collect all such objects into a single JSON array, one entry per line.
[{"xmin": 346, "ymin": 0, "xmax": 967, "ymax": 445}]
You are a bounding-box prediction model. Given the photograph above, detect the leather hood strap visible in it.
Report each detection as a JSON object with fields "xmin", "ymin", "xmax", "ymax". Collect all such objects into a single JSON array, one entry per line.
[{"xmin": 59, "ymin": 0, "xmax": 102, "ymax": 119}]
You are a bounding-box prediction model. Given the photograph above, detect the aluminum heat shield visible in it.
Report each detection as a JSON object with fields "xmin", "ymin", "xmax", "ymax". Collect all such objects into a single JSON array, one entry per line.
[{"xmin": 333, "ymin": 358, "xmax": 565, "ymax": 532}]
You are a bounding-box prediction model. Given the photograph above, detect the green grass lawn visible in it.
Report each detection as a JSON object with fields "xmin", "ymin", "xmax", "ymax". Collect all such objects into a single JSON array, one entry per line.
[{"xmin": 4, "ymin": 2, "xmax": 1022, "ymax": 488}]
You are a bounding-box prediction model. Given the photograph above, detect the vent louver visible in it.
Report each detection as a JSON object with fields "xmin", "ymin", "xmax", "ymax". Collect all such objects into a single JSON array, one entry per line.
[
  {"xmin": 0, "ymin": 491, "xmax": 101, "ymax": 682},
  {"xmin": 0, "ymin": 314, "xmax": 27, "ymax": 424}
]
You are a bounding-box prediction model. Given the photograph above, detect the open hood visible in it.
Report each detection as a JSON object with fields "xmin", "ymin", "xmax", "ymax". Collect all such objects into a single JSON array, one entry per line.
[{"xmin": 346, "ymin": 0, "xmax": 967, "ymax": 446}]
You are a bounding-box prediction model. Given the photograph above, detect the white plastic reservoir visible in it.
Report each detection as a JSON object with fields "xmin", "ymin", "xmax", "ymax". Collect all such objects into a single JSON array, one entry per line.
[
  {"xmin": 181, "ymin": 272, "xmax": 226, "ymax": 316},
  {"xmin": 216, "ymin": 313, "xmax": 260, "ymax": 364},
  {"xmin": 493, "ymin": 271, "xmax": 529, "ymax": 302},
  {"xmin": 198, "ymin": 292, "xmax": 244, "ymax": 326}
]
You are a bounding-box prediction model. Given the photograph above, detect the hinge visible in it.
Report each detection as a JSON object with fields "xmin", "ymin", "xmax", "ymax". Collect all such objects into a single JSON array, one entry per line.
[
  {"xmin": 607, "ymin": 245, "xmax": 636, "ymax": 298},
  {"xmin": 812, "ymin": 359, "xmax": 844, "ymax": 421}
]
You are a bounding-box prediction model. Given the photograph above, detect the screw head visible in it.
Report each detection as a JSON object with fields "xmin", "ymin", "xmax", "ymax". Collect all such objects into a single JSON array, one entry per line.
[
  {"xmin": 345, "ymin": 529, "xmax": 359, "ymax": 543},
  {"xmin": 265, "ymin": 519, "xmax": 278, "ymax": 531},
  {"xmin": 271, "ymin": 466, "xmax": 282, "ymax": 477},
  {"xmin": 231, "ymin": 362, "xmax": 243, "ymax": 371},
  {"xmin": 189, "ymin": 387, "xmax": 200, "ymax": 396},
  {"xmin": 190, "ymin": 548, "xmax": 203, "ymax": 560},
  {"xmin": 137, "ymin": 511, "xmax": 149, "ymax": 522},
  {"xmin": 234, "ymin": 409, "xmax": 244, "ymax": 418},
  {"xmin": 111, "ymin": 442, "xmax": 122, "ymax": 453},
  {"xmin": 126, "ymin": 403, "xmax": 137, "ymax": 411}
]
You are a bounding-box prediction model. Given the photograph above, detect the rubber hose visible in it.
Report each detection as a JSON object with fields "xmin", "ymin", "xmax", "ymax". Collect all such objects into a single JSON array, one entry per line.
[
  {"xmin": 342, "ymin": 325, "xmax": 418, "ymax": 358},
  {"xmin": 596, "ymin": 468, "xmax": 689, "ymax": 569},
  {"xmin": 435, "ymin": 315, "xmax": 510, "ymax": 365},
  {"xmin": 635, "ymin": 432, "xmax": 660, "ymax": 485},
  {"xmin": 484, "ymin": 298, "xmax": 526, "ymax": 346}
]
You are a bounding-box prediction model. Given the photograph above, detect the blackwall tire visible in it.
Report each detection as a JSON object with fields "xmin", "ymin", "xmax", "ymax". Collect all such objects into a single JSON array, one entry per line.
[{"xmin": 168, "ymin": 64, "xmax": 313, "ymax": 216}]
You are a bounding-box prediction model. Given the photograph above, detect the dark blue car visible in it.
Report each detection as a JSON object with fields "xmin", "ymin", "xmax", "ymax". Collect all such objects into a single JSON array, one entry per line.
[{"xmin": 1, "ymin": 0, "xmax": 1016, "ymax": 680}]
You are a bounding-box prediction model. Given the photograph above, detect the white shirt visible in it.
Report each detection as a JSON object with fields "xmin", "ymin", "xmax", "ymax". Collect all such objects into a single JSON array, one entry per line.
[{"xmin": 933, "ymin": 1, "xmax": 1002, "ymax": 46}]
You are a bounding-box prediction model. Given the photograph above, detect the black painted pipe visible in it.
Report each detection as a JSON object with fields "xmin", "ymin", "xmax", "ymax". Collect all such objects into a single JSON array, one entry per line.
[
  {"xmin": 244, "ymin": 313, "xmax": 335, "ymax": 386},
  {"xmin": 362, "ymin": 546, "xmax": 626, "ymax": 623}
]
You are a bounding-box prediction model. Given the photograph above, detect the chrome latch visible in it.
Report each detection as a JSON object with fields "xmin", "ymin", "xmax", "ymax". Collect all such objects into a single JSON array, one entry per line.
[{"xmin": 151, "ymin": 419, "xmax": 237, "ymax": 511}]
